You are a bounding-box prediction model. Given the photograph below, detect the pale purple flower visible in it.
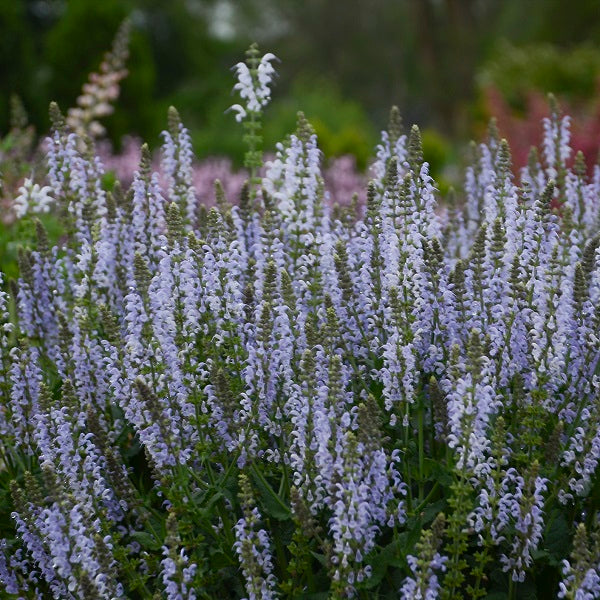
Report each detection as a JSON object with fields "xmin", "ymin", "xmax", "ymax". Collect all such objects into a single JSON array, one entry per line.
[{"xmin": 233, "ymin": 507, "xmax": 278, "ymax": 600}]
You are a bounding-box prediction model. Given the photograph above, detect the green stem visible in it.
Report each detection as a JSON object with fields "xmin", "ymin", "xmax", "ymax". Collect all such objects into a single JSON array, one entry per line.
[
  {"xmin": 418, "ymin": 399, "xmax": 425, "ymax": 502},
  {"xmin": 413, "ymin": 481, "xmax": 440, "ymax": 515},
  {"xmin": 508, "ymin": 577, "xmax": 517, "ymax": 600}
]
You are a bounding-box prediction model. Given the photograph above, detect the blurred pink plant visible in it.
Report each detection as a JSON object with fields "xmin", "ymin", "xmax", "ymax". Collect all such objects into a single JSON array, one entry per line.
[
  {"xmin": 66, "ymin": 20, "xmax": 130, "ymax": 141},
  {"xmin": 323, "ymin": 155, "xmax": 367, "ymax": 206},
  {"xmin": 484, "ymin": 86, "xmax": 600, "ymax": 173},
  {"xmin": 99, "ymin": 138, "xmax": 367, "ymax": 208}
]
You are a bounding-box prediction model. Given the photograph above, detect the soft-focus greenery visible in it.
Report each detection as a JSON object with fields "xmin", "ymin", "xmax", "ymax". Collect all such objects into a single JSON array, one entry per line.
[
  {"xmin": 2, "ymin": 0, "xmax": 600, "ymax": 167},
  {"xmin": 189, "ymin": 77, "xmax": 377, "ymax": 168},
  {"xmin": 480, "ymin": 41, "xmax": 600, "ymax": 111}
]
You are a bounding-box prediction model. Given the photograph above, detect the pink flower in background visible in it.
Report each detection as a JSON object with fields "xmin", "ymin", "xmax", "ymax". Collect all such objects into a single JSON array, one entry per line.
[
  {"xmin": 323, "ymin": 155, "xmax": 367, "ymax": 206},
  {"xmin": 98, "ymin": 136, "xmax": 145, "ymax": 185},
  {"xmin": 98, "ymin": 139, "xmax": 368, "ymax": 208}
]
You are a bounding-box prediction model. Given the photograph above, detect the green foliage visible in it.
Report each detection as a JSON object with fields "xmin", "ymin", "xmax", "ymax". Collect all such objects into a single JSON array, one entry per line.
[
  {"xmin": 265, "ymin": 78, "xmax": 376, "ymax": 169},
  {"xmin": 480, "ymin": 41, "xmax": 600, "ymax": 109},
  {"xmin": 0, "ymin": 214, "xmax": 62, "ymax": 280},
  {"xmin": 194, "ymin": 77, "xmax": 377, "ymax": 169},
  {"xmin": 0, "ymin": 0, "xmax": 38, "ymax": 131}
]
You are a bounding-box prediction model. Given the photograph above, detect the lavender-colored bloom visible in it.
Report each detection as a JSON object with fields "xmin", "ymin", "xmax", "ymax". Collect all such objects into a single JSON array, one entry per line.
[
  {"xmin": 0, "ymin": 540, "xmax": 24, "ymax": 595},
  {"xmin": 0, "ymin": 274, "xmax": 14, "ymax": 440},
  {"xmin": 131, "ymin": 170, "xmax": 167, "ymax": 267},
  {"xmin": 400, "ymin": 552, "xmax": 447, "ymax": 600},
  {"xmin": 234, "ymin": 506, "xmax": 278, "ymax": 600},
  {"xmin": 160, "ymin": 547, "xmax": 197, "ymax": 600},
  {"xmin": 542, "ymin": 111, "xmax": 571, "ymax": 182},
  {"xmin": 370, "ymin": 129, "xmax": 407, "ymax": 186},
  {"xmin": 500, "ymin": 471, "xmax": 547, "ymax": 583},
  {"xmin": 325, "ymin": 421, "xmax": 405, "ymax": 596},
  {"xmin": 7, "ymin": 50, "xmax": 600, "ymax": 600},
  {"xmin": 561, "ymin": 406, "xmax": 600, "ymax": 498},
  {"xmin": 263, "ymin": 131, "xmax": 326, "ymax": 295},
  {"xmin": 161, "ymin": 117, "xmax": 198, "ymax": 227},
  {"xmin": 93, "ymin": 209, "xmax": 126, "ymax": 312},
  {"xmin": 559, "ymin": 561, "xmax": 600, "ymax": 599},
  {"xmin": 11, "ymin": 509, "xmax": 69, "ymax": 598},
  {"xmin": 442, "ymin": 341, "xmax": 499, "ymax": 477},
  {"xmin": 8, "ymin": 345, "xmax": 42, "ymax": 454}
]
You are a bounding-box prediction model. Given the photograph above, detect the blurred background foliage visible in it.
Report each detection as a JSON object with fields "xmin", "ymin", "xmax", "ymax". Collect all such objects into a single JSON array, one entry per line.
[{"xmin": 1, "ymin": 0, "xmax": 600, "ymax": 171}]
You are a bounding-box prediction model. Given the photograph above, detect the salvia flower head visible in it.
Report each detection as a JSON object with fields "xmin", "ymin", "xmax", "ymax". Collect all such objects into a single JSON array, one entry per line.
[
  {"xmin": 234, "ymin": 474, "xmax": 278, "ymax": 600},
  {"xmin": 229, "ymin": 44, "xmax": 278, "ymax": 121},
  {"xmin": 13, "ymin": 178, "xmax": 54, "ymax": 218}
]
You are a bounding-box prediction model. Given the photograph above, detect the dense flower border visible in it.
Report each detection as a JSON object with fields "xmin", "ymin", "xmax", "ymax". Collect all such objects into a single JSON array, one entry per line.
[{"xmin": 0, "ymin": 47, "xmax": 599, "ymax": 599}]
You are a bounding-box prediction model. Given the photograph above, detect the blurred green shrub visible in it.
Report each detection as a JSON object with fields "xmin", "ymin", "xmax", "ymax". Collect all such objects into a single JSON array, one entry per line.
[
  {"xmin": 264, "ymin": 78, "xmax": 376, "ymax": 170},
  {"xmin": 0, "ymin": 0, "xmax": 37, "ymax": 129},
  {"xmin": 0, "ymin": 0, "xmax": 237, "ymax": 150},
  {"xmin": 421, "ymin": 128, "xmax": 453, "ymax": 194},
  {"xmin": 0, "ymin": 215, "xmax": 62, "ymax": 280},
  {"xmin": 479, "ymin": 40, "xmax": 600, "ymax": 111},
  {"xmin": 193, "ymin": 77, "xmax": 377, "ymax": 170}
]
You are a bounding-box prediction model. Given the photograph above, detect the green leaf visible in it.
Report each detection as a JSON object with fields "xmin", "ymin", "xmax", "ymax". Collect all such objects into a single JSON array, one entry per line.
[
  {"xmin": 310, "ymin": 551, "xmax": 328, "ymax": 567},
  {"xmin": 364, "ymin": 539, "xmax": 402, "ymax": 589},
  {"xmin": 364, "ymin": 525, "xmax": 423, "ymax": 590},
  {"xmin": 518, "ymin": 578, "xmax": 538, "ymax": 599},
  {"xmin": 210, "ymin": 549, "xmax": 237, "ymax": 569},
  {"xmin": 202, "ymin": 490, "xmax": 225, "ymax": 510},
  {"xmin": 129, "ymin": 531, "xmax": 162, "ymax": 552},
  {"xmin": 428, "ymin": 459, "xmax": 453, "ymax": 486},
  {"xmin": 250, "ymin": 467, "xmax": 291, "ymax": 521},
  {"xmin": 420, "ymin": 499, "xmax": 447, "ymax": 525},
  {"xmin": 544, "ymin": 512, "xmax": 571, "ymax": 566},
  {"xmin": 531, "ymin": 548, "xmax": 549, "ymax": 561}
]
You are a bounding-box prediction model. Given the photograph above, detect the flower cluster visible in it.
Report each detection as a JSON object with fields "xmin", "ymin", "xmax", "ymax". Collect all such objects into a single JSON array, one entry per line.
[
  {"xmin": 229, "ymin": 46, "xmax": 278, "ymax": 123},
  {"xmin": 12, "ymin": 178, "xmax": 54, "ymax": 218},
  {"xmin": 0, "ymin": 48, "xmax": 599, "ymax": 599},
  {"xmin": 97, "ymin": 139, "xmax": 366, "ymax": 210},
  {"xmin": 400, "ymin": 514, "xmax": 447, "ymax": 600}
]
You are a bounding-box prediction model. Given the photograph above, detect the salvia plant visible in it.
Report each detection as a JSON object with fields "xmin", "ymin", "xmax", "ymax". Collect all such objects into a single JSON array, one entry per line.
[{"xmin": 0, "ymin": 44, "xmax": 599, "ymax": 600}]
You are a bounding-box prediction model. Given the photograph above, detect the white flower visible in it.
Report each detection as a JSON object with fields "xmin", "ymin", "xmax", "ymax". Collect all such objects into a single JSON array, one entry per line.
[
  {"xmin": 228, "ymin": 104, "xmax": 247, "ymax": 123},
  {"xmin": 256, "ymin": 53, "xmax": 278, "ymax": 103},
  {"xmin": 13, "ymin": 178, "xmax": 54, "ymax": 218},
  {"xmin": 229, "ymin": 51, "xmax": 278, "ymax": 121}
]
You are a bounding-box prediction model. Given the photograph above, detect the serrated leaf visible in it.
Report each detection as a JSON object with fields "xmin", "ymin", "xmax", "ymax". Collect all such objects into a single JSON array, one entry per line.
[{"xmin": 429, "ymin": 460, "xmax": 453, "ymax": 487}]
